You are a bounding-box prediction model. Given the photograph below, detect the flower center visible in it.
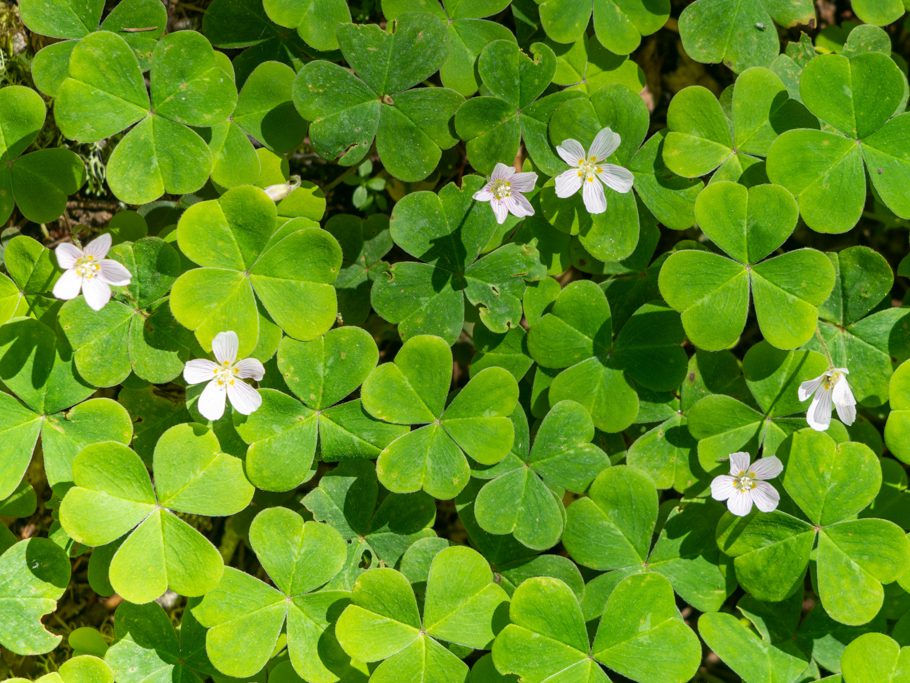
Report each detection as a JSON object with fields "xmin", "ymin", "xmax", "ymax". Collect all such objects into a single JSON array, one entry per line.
[
  {"xmin": 212, "ymin": 360, "xmax": 240, "ymax": 387},
  {"xmin": 821, "ymin": 370, "xmax": 842, "ymax": 390},
  {"xmin": 732, "ymin": 471, "xmax": 757, "ymax": 491},
  {"xmin": 490, "ymin": 178, "xmax": 512, "ymax": 200},
  {"xmin": 74, "ymin": 255, "xmax": 101, "ymax": 279},
  {"xmin": 577, "ymin": 156, "xmax": 603, "ymax": 183}
]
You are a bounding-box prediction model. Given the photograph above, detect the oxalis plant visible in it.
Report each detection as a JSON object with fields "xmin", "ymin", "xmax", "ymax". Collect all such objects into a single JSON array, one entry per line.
[{"xmin": 3, "ymin": 0, "xmax": 910, "ymax": 681}]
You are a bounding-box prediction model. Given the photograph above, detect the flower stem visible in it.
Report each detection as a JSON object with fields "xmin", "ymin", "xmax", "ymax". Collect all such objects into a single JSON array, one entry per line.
[{"xmin": 814, "ymin": 327, "xmax": 835, "ymax": 367}]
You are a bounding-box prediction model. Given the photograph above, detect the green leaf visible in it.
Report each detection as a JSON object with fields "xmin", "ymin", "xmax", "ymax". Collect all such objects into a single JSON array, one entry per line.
[
  {"xmin": 698, "ymin": 611, "xmax": 811, "ymax": 683},
  {"xmin": 0, "ymin": 538, "xmax": 71, "ymax": 655},
  {"xmin": 264, "ymin": 0, "xmax": 351, "ymax": 51},
  {"xmin": 492, "ymin": 577, "xmax": 606, "ymax": 683},
  {"xmin": 783, "ymin": 430, "xmax": 881, "ymax": 526},
  {"xmin": 886, "ymin": 360, "xmax": 910, "ymax": 463},
  {"xmin": 234, "ymin": 61, "xmax": 306, "ymax": 153},
  {"xmin": 172, "ymin": 186, "xmax": 341, "ymax": 355},
  {"xmin": 819, "ymin": 246, "xmax": 893, "ymax": 327},
  {"xmin": 18, "ymin": 0, "xmax": 104, "ymax": 39},
  {"xmin": 537, "ymin": 0, "xmax": 669, "ymax": 55},
  {"xmin": 194, "ymin": 507, "xmax": 350, "ymax": 680},
  {"xmin": 679, "ymin": 0, "xmax": 815, "ymax": 73},
  {"xmin": 55, "ymin": 31, "xmax": 149, "ymax": 142},
  {"xmin": 593, "ymin": 573, "xmax": 701, "ymax": 682},
  {"xmin": 841, "ymin": 633, "xmax": 910, "ymax": 682},
  {"xmin": 294, "ymin": 15, "xmax": 463, "ymax": 181},
  {"xmin": 563, "ymin": 465, "xmax": 657, "ymax": 570}
]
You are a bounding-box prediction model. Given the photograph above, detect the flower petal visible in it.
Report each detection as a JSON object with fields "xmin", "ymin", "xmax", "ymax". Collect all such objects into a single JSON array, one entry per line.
[
  {"xmin": 508, "ymin": 193, "xmax": 534, "ymax": 218},
  {"xmin": 728, "ymin": 451, "xmax": 751, "ymax": 475},
  {"xmin": 727, "ymin": 491, "xmax": 754, "ymax": 517},
  {"xmin": 807, "ymin": 388, "xmax": 833, "ymax": 431},
  {"xmin": 473, "ymin": 188, "xmax": 494, "ymax": 202},
  {"xmin": 184, "ymin": 359, "xmax": 219, "ymax": 385},
  {"xmin": 55, "ymin": 243, "xmax": 82, "ymax": 269},
  {"xmin": 751, "ymin": 456, "xmax": 783, "ymax": 481},
  {"xmin": 509, "ymin": 171, "xmax": 538, "ymax": 193},
  {"xmin": 556, "ymin": 138, "xmax": 586, "ymax": 166},
  {"xmin": 212, "ymin": 331, "xmax": 239, "ymax": 364},
  {"xmin": 833, "ymin": 376, "xmax": 857, "ymax": 426},
  {"xmin": 52, "ymin": 269, "xmax": 83, "ymax": 300},
  {"xmin": 491, "ymin": 162, "xmax": 514, "ymax": 180},
  {"xmin": 83, "ymin": 233, "xmax": 112, "ymax": 259},
  {"xmin": 235, "ymin": 357, "xmax": 265, "ymax": 381},
  {"xmin": 798, "ymin": 375, "xmax": 823, "ymax": 402},
  {"xmin": 710, "ymin": 475, "xmax": 735, "ymax": 501},
  {"xmin": 99, "ymin": 259, "xmax": 132, "ymax": 286},
  {"xmin": 597, "ymin": 164, "xmax": 634, "ymax": 193},
  {"xmin": 491, "ymin": 198, "xmax": 509, "ymax": 224},
  {"xmin": 588, "ymin": 127, "xmax": 621, "ymax": 161},
  {"xmin": 582, "ymin": 178, "xmax": 607, "ymax": 214},
  {"xmin": 751, "ymin": 481, "xmax": 780, "ymax": 513},
  {"xmin": 82, "ymin": 277, "xmax": 112, "ymax": 311},
  {"xmin": 554, "ymin": 169, "xmax": 583, "ymax": 198},
  {"xmin": 198, "ymin": 380, "xmax": 227, "ymax": 421},
  {"xmin": 227, "ymin": 380, "xmax": 262, "ymax": 415}
]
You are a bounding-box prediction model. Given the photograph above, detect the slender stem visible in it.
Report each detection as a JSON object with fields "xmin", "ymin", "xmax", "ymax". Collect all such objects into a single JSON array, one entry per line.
[
  {"xmin": 324, "ymin": 165, "xmax": 359, "ymax": 192},
  {"xmin": 814, "ymin": 327, "xmax": 834, "ymax": 367}
]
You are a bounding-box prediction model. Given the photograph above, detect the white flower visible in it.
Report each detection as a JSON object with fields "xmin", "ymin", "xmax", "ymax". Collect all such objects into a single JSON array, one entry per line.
[
  {"xmin": 52, "ymin": 233, "xmax": 132, "ymax": 311},
  {"xmin": 183, "ymin": 331, "xmax": 265, "ymax": 421},
  {"xmin": 554, "ymin": 127, "xmax": 634, "ymax": 214},
  {"xmin": 799, "ymin": 367, "xmax": 856, "ymax": 431},
  {"xmin": 711, "ymin": 452, "xmax": 782, "ymax": 517},
  {"xmin": 473, "ymin": 163, "xmax": 537, "ymax": 224},
  {"xmin": 264, "ymin": 175, "xmax": 301, "ymax": 202}
]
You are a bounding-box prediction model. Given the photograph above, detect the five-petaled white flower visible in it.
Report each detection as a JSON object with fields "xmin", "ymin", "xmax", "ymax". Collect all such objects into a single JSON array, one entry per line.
[
  {"xmin": 52, "ymin": 233, "xmax": 132, "ymax": 311},
  {"xmin": 711, "ymin": 452, "xmax": 782, "ymax": 517},
  {"xmin": 555, "ymin": 127, "xmax": 634, "ymax": 214},
  {"xmin": 183, "ymin": 331, "xmax": 265, "ymax": 421},
  {"xmin": 473, "ymin": 163, "xmax": 537, "ymax": 224},
  {"xmin": 799, "ymin": 367, "xmax": 856, "ymax": 431}
]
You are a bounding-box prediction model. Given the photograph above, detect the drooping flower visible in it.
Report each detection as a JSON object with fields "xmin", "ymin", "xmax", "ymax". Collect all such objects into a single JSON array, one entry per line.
[
  {"xmin": 711, "ymin": 451, "xmax": 782, "ymax": 517},
  {"xmin": 263, "ymin": 175, "xmax": 301, "ymax": 202},
  {"xmin": 52, "ymin": 233, "xmax": 132, "ymax": 311},
  {"xmin": 183, "ymin": 331, "xmax": 265, "ymax": 421},
  {"xmin": 554, "ymin": 127, "xmax": 634, "ymax": 214},
  {"xmin": 798, "ymin": 367, "xmax": 856, "ymax": 431},
  {"xmin": 473, "ymin": 163, "xmax": 538, "ymax": 224}
]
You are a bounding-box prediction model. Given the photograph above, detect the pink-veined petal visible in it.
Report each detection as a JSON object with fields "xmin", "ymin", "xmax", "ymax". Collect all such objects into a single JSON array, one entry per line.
[
  {"xmin": 807, "ymin": 388, "xmax": 833, "ymax": 431},
  {"xmin": 588, "ymin": 127, "xmax": 621, "ymax": 161},
  {"xmin": 99, "ymin": 259, "xmax": 132, "ymax": 286},
  {"xmin": 212, "ymin": 331, "xmax": 239, "ymax": 364},
  {"xmin": 597, "ymin": 164, "xmax": 634, "ymax": 193},
  {"xmin": 727, "ymin": 491, "xmax": 754, "ymax": 517},
  {"xmin": 473, "ymin": 188, "xmax": 494, "ymax": 202},
  {"xmin": 235, "ymin": 357, "xmax": 265, "ymax": 381},
  {"xmin": 510, "ymin": 171, "xmax": 538, "ymax": 193},
  {"xmin": 798, "ymin": 375, "xmax": 823, "ymax": 402},
  {"xmin": 198, "ymin": 380, "xmax": 227, "ymax": 421},
  {"xmin": 751, "ymin": 456, "xmax": 783, "ymax": 481},
  {"xmin": 508, "ymin": 193, "xmax": 534, "ymax": 218},
  {"xmin": 556, "ymin": 139, "xmax": 585, "ymax": 166},
  {"xmin": 554, "ymin": 169, "xmax": 583, "ymax": 198},
  {"xmin": 582, "ymin": 178, "xmax": 606, "ymax": 214},
  {"xmin": 728, "ymin": 451, "xmax": 751, "ymax": 475},
  {"xmin": 832, "ymin": 376, "xmax": 857, "ymax": 427},
  {"xmin": 491, "ymin": 162, "xmax": 514, "ymax": 180},
  {"xmin": 55, "ymin": 243, "xmax": 82, "ymax": 269},
  {"xmin": 52, "ymin": 269, "xmax": 83, "ymax": 300},
  {"xmin": 227, "ymin": 380, "xmax": 262, "ymax": 415},
  {"xmin": 83, "ymin": 233, "xmax": 112, "ymax": 259},
  {"xmin": 751, "ymin": 481, "xmax": 780, "ymax": 513},
  {"xmin": 710, "ymin": 475, "xmax": 735, "ymax": 501},
  {"xmin": 491, "ymin": 198, "xmax": 509, "ymax": 224},
  {"xmin": 82, "ymin": 277, "xmax": 111, "ymax": 311},
  {"xmin": 184, "ymin": 359, "xmax": 219, "ymax": 385}
]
